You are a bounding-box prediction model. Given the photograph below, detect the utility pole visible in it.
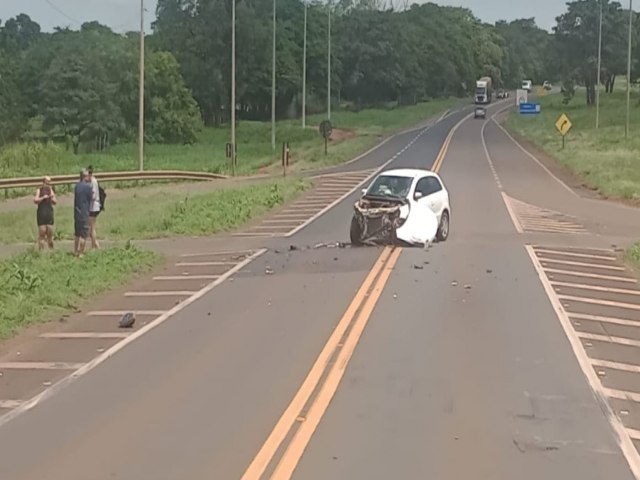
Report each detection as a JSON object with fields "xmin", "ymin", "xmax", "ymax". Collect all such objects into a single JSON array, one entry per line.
[
  {"xmin": 271, "ymin": 0, "xmax": 277, "ymax": 151},
  {"xmin": 138, "ymin": 0, "xmax": 145, "ymax": 171},
  {"xmin": 302, "ymin": 1, "xmax": 307, "ymax": 129},
  {"xmin": 625, "ymin": 0, "xmax": 633, "ymax": 138},
  {"xmin": 596, "ymin": 0, "xmax": 603, "ymax": 129},
  {"xmin": 327, "ymin": 1, "xmax": 331, "ymax": 121},
  {"xmin": 231, "ymin": 0, "xmax": 237, "ymax": 174}
]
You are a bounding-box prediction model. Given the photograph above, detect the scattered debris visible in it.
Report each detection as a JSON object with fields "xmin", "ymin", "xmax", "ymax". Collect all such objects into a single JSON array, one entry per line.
[
  {"xmin": 313, "ymin": 243, "xmax": 325, "ymax": 249},
  {"xmin": 393, "ymin": 293, "xmax": 398, "ymax": 299},
  {"xmin": 486, "ymin": 269, "xmax": 493, "ymax": 274},
  {"xmin": 412, "ymin": 264, "xmax": 424, "ymax": 270},
  {"xmin": 274, "ymin": 249, "xmax": 282, "ymax": 254},
  {"xmin": 464, "ymin": 284, "xmax": 471, "ymax": 290},
  {"xmin": 265, "ymin": 267, "xmax": 275, "ymax": 275},
  {"xmin": 424, "ymin": 261, "xmax": 430, "ymax": 265},
  {"xmin": 207, "ymin": 312, "xmax": 212, "ymax": 317},
  {"xmin": 334, "ymin": 257, "xmax": 338, "ymax": 261},
  {"xmin": 451, "ymin": 281, "xmax": 458, "ymax": 287},
  {"xmin": 289, "ymin": 245, "xmax": 298, "ymax": 251},
  {"xmin": 43, "ymin": 381, "xmax": 52, "ymax": 387},
  {"xmin": 119, "ymin": 312, "xmax": 136, "ymax": 329}
]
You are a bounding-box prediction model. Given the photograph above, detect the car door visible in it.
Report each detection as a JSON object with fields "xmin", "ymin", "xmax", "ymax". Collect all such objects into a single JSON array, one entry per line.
[
  {"xmin": 414, "ymin": 176, "xmax": 444, "ymax": 216},
  {"xmin": 416, "ymin": 176, "xmax": 442, "ymax": 217}
]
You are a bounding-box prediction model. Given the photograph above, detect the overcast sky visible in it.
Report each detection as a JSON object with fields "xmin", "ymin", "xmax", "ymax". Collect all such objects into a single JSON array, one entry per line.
[{"xmin": 0, "ymin": 0, "xmax": 568, "ymax": 33}]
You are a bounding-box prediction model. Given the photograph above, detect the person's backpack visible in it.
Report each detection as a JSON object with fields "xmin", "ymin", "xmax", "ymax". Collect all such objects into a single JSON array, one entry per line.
[{"xmin": 99, "ymin": 186, "xmax": 107, "ymax": 212}]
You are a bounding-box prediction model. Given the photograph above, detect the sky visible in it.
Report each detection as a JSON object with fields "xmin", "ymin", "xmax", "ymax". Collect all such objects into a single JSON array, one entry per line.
[{"xmin": 0, "ymin": 0, "xmax": 567, "ymax": 33}]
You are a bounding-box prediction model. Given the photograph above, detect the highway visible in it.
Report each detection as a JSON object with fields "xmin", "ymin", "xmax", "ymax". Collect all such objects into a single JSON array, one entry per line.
[{"xmin": 1, "ymin": 100, "xmax": 640, "ymax": 480}]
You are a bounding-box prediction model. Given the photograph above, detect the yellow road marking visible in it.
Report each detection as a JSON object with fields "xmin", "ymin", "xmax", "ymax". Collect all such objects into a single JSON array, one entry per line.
[
  {"xmin": 271, "ymin": 247, "xmax": 402, "ymax": 479},
  {"xmin": 431, "ymin": 112, "xmax": 472, "ymax": 173},
  {"xmin": 240, "ymin": 246, "xmax": 399, "ymax": 480}
]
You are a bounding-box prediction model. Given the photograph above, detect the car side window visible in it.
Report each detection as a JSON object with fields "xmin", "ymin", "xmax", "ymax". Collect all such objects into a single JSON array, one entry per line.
[{"xmin": 416, "ymin": 177, "xmax": 442, "ymax": 197}]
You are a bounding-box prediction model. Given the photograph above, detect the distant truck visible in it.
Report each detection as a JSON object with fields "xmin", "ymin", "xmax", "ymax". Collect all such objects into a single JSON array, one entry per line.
[
  {"xmin": 521, "ymin": 79, "xmax": 533, "ymax": 92},
  {"xmin": 475, "ymin": 77, "xmax": 492, "ymax": 104}
]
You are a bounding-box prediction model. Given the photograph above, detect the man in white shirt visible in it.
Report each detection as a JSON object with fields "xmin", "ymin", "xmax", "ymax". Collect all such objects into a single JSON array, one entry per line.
[{"xmin": 87, "ymin": 165, "xmax": 101, "ymax": 249}]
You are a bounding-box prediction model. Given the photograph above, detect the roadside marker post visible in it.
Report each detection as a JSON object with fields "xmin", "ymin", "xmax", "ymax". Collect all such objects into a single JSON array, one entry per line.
[
  {"xmin": 319, "ymin": 120, "xmax": 332, "ymax": 156},
  {"xmin": 281, "ymin": 141, "xmax": 290, "ymax": 177},
  {"xmin": 555, "ymin": 113, "xmax": 573, "ymax": 150}
]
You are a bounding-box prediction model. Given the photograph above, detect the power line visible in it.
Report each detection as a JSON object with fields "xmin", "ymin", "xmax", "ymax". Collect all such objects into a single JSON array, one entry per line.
[{"xmin": 42, "ymin": 0, "xmax": 82, "ymax": 26}]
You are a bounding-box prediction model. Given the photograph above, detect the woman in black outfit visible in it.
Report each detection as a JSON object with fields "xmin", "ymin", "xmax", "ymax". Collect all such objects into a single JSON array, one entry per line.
[{"xmin": 34, "ymin": 176, "xmax": 57, "ymax": 250}]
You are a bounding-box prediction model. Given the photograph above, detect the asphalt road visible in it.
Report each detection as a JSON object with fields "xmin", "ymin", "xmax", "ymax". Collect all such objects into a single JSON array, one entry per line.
[{"xmin": 0, "ymin": 100, "xmax": 638, "ymax": 480}]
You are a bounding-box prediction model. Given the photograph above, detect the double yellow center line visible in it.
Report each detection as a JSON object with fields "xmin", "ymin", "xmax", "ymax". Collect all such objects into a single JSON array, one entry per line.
[{"xmin": 240, "ymin": 246, "xmax": 401, "ymax": 479}]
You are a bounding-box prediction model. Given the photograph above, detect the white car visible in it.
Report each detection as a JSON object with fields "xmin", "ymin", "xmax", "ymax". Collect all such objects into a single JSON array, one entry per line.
[{"xmin": 350, "ymin": 168, "xmax": 451, "ymax": 247}]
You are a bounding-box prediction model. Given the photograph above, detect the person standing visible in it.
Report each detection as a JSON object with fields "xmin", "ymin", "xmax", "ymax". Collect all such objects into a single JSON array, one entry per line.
[
  {"xmin": 87, "ymin": 165, "xmax": 101, "ymax": 249},
  {"xmin": 74, "ymin": 169, "xmax": 93, "ymax": 258},
  {"xmin": 34, "ymin": 176, "xmax": 56, "ymax": 250}
]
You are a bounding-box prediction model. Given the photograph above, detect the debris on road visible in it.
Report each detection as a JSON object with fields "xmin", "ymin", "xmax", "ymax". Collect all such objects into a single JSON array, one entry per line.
[
  {"xmin": 486, "ymin": 269, "xmax": 493, "ymax": 274},
  {"xmin": 289, "ymin": 245, "xmax": 298, "ymax": 251},
  {"xmin": 464, "ymin": 284, "xmax": 471, "ymax": 290},
  {"xmin": 393, "ymin": 293, "xmax": 398, "ymax": 299},
  {"xmin": 119, "ymin": 312, "xmax": 136, "ymax": 329},
  {"xmin": 412, "ymin": 264, "xmax": 424, "ymax": 270},
  {"xmin": 265, "ymin": 267, "xmax": 275, "ymax": 275},
  {"xmin": 451, "ymin": 281, "xmax": 458, "ymax": 287}
]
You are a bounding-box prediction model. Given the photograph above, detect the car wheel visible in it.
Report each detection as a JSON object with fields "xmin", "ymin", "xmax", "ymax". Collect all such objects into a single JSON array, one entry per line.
[
  {"xmin": 436, "ymin": 210, "xmax": 450, "ymax": 242},
  {"xmin": 350, "ymin": 215, "xmax": 363, "ymax": 246}
]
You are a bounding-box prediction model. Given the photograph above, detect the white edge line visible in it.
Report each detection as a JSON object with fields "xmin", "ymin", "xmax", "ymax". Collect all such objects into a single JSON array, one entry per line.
[
  {"xmin": 179, "ymin": 250, "xmax": 255, "ymax": 258},
  {"xmin": 490, "ymin": 115, "xmax": 579, "ymax": 198},
  {"xmin": 524, "ymin": 244, "xmax": 640, "ymax": 479},
  {"xmin": 0, "ymin": 248, "xmax": 268, "ymax": 428},
  {"xmin": 500, "ymin": 192, "xmax": 524, "ymax": 233}
]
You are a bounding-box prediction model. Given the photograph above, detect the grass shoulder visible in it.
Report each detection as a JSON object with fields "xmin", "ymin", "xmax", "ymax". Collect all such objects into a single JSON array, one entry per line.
[
  {"xmin": 505, "ymin": 90, "xmax": 640, "ymax": 203},
  {"xmin": 0, "ymin": 243, "xmax": 162, "ymax": 340},
  {"xmin": 0, "ymin": 177, "xmax": 310, "ymax": 244}
]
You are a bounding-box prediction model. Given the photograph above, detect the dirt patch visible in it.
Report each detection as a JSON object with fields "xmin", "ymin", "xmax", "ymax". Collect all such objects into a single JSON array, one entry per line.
[
  {"xmin": 330, "ymin": 128, "xmax": 356, "ymax": 142},
  {"xmin": 498, "ymin": 118, "xmax": 640, "ymax": 208}
]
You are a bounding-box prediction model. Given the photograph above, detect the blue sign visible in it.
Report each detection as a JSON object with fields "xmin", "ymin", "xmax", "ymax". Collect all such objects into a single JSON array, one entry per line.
[{"xmin": 519, "ymin": 102, "xmax": 541, "ymax": 115}]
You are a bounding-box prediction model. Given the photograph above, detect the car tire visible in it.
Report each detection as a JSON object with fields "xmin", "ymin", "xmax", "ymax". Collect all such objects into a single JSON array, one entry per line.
[
  {"xmin": 436, "ymin": 210, "xmax": 450, "ymax": 242},
  {"xmin": 350, "ymin": 215, "xmax": 363, "ymax": 246}
]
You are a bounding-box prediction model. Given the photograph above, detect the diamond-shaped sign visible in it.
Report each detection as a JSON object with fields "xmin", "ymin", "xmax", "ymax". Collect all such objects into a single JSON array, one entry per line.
[{"xmin": 555, "ymin": 113, "xmax": 572, "ymax": 136}]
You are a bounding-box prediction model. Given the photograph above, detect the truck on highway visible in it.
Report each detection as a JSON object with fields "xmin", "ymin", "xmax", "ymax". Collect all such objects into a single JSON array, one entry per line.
[
  {"xmin": 475, "ymin": 77, "xmax": 492, "ymax": 104},
  {"xmin": 521, "ymin": 79, "xmax": 532, "ymax": 92}
]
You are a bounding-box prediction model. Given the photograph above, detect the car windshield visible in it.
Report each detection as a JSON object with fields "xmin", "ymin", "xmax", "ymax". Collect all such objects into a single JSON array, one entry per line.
[{"xmin": 367, "ymin": 175, "xmax": 413, "ymax": 198}]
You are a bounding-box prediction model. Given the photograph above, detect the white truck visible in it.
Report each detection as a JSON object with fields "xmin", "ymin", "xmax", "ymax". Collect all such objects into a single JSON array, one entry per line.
[
  {"xmin": 475, "ymin": 77, "xmax": 492, "ymax": 104},
  {"xmin": 521, "ymin": 79, "xmax": 532, "ymax": 92}
]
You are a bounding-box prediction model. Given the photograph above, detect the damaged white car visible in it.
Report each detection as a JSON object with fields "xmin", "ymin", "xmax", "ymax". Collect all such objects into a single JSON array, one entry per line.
[{"xmin": 350, "ymin": 168, "xmax": 450, "ymax": 247}]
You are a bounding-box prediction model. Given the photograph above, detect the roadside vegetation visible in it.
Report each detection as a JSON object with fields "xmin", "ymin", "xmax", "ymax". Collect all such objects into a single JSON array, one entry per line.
[
  {"xmin": 506, "ymin": 89, "xmax": 640, "ymax": 202},
  {"xmin": 0, "ymin": 178, "xmax": 309, "ymax": 244},
  {"xmin": 0, "ymin": 3, "xmax": 558, "ymax": 187},
  {"xmin": 626, "ymin": 242, "xmax": 640, "ymax": 270},
  {"xmin": 0, "ymin": 244, "xmax": 161, "ymax": 339}
]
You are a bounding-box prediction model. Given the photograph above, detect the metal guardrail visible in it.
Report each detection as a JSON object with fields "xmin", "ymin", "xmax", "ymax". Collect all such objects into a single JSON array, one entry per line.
[{"xmin": 0, "ymin": 170, "xmax": 229, "ymax": 189}]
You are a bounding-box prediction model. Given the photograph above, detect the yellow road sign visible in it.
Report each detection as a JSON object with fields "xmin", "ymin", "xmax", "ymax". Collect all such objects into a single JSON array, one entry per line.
[{"xmin": 555, "ymin": 113, "xmax": 572, "ymax": 136}]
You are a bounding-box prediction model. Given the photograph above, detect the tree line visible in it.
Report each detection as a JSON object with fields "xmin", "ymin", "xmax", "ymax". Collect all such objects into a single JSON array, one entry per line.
[{"xmin": 0, "ymin": 0, "xmax": 638, "ymax": 151}]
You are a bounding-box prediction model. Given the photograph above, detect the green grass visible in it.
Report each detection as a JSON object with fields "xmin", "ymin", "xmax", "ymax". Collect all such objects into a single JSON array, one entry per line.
[
  {"xmin": 0, "ymin": 178, "xmax": 310, "ymax": 244},
  {"xmin": 0, "ymin": 98, "xmax": 462, "ymax": 182},
  {"xmin": 0, "ymin": 243, "xmax": 161, "ymax": 339},
  {"xmin": 626, "ymin": 242, "xmax": 640, "ymax": 269},
  {"xmin": 506, "ymin": 89, "xmax": 640, "ymax": 201}
]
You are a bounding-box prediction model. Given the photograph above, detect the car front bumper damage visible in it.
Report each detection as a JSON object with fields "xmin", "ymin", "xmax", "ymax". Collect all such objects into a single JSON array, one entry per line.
[{"xmin": 351, "ymin": 197, "xmax": 408, "ymax": 246}]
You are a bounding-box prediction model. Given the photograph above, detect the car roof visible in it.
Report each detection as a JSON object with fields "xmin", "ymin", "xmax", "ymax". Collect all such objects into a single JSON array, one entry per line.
[{"xmin": 375, "ymin": 168, "xmax": 440, "ymax": 179}]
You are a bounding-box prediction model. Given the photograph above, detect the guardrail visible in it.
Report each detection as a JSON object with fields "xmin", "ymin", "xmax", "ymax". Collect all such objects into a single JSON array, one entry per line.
[{"xmin": 0, "ymin": 170, "xmax": 229, "ymax": 189}]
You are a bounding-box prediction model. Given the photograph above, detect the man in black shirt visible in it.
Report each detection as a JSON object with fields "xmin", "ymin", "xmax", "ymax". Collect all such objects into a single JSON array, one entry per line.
[{"xmin": 74, "ymin": 169, "xmax": 94, "ymax": 257}]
